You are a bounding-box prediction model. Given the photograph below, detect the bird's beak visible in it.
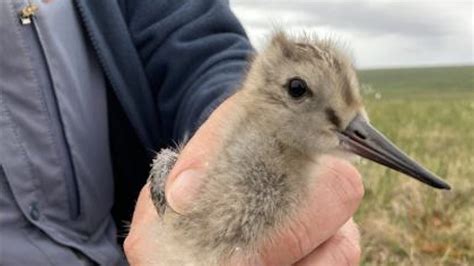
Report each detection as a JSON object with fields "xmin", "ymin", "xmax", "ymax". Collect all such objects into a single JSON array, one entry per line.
[{"xmin": 337, "ymin": 114, "xmax": 451, "ymax": 190}]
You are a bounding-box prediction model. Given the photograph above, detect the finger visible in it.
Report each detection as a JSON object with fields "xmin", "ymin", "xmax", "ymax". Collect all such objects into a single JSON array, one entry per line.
[
  {"xmin": 129, "ymin": 183, "xmax": 158, "ymax": 228},
  {"xmin": 165, "ymin": 94, "xmax": 242, "ymax": 213},
  {"xmin": 124, "ymin": 183, "xmax": 161, "ymax": 262},
  {"xmin": 258, "ymin": 156, "xmax": 364, "ymax": 265},
  {"xmin": 295, "ymin": 219, "xmax": 361, "ymax": 266}
]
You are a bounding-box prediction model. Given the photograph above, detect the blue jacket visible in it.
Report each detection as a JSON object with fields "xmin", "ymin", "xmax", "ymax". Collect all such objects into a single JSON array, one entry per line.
[{"xmin": 75, "ymin": 0, "xmax": 253, "ymax": 237}]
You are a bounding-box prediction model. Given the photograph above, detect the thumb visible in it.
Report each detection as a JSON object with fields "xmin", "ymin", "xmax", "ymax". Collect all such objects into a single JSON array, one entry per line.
[
  {"xmin": 164, "ymin": 95, "xmax": 241, "ymax": 214},
  {"xmin": 166, "ymin": 169, "xmax": 206, "ymax": 214}
]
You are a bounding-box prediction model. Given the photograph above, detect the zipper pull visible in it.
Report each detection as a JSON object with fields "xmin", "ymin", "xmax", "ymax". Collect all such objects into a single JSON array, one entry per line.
[{"xmin": 19, "ymin": 3, "xmax": 39, "ymax": 25}]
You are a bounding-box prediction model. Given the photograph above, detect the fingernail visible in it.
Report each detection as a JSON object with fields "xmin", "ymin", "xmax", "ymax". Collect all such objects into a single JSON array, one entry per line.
[{"xmin": 167, "ymin": 169, "xmax": 205, "ymax": 214}]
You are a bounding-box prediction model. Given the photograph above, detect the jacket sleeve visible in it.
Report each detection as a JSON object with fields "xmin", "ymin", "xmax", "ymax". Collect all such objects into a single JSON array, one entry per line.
[{"xmin": 122, "ymin": 0, "xmax": 254, "ymax": 143}]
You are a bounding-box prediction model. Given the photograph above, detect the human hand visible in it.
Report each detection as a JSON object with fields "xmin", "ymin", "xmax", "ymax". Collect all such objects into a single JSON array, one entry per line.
[{"xmin": 124, "ymin": 97, "xmax": 364, "ymax": 265}]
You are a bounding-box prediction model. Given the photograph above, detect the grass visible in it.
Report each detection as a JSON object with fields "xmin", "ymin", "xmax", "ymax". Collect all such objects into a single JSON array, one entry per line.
[{"xmin": 354, "ymin": 65, "xmax": 474, "ymax": 265}]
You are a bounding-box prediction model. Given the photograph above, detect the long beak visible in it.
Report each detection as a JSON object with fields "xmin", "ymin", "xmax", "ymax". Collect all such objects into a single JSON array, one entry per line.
[{"xmin": 337, "ymin": 114, "xmax": 451, "ymax": 190}]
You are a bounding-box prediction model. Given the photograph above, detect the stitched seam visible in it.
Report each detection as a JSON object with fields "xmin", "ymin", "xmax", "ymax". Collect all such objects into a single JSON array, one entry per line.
[
  {"xmin": 6, "ymin": 0, "xmax": 66, "ymax": 198},
  {"xmin": 4, "ymin": 0, "xmax": 44, "ymax": 203}
]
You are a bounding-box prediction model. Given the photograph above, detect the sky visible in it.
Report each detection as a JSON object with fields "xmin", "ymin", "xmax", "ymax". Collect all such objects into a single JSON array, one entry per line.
[{"xmin": 230, "ymin": 0, "xmax": 474, "ymax": 69}]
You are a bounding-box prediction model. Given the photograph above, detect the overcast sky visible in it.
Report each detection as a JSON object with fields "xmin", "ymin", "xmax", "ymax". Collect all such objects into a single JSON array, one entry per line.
[{"xmin": 230, "ymin": 0, "xmax": 473, "ymax": 69}]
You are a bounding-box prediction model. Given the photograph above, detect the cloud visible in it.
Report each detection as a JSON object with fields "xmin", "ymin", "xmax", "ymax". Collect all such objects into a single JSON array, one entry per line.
[{"xmin": 230, "ymin": 0, "xmax": 473, "ymax": 68}]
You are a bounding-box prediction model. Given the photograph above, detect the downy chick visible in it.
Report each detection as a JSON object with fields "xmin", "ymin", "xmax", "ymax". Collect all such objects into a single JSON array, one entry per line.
[{"xmin": 149, "ymin": 32, "xmax": 450, "ymax": 265}]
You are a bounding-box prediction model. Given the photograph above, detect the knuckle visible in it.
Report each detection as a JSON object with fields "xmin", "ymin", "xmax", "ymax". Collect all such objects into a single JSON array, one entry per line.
[
  {"xmin": 123, "ymin": 233, "xmax": 138, "ymax": 257},
  {"xmin": 332, "ymin": 235, "xmax": 361, "ymax": 266},
  {"xmin": 123, "ymin": 243, "xmax": 131, "ymax": 257},
  {"xmin": 123, "ymin": 236, "xmax": 139, "ymax": 265},
  {"xmin": 123, "ymin": 235, "xmax": 133, "ymax": 254},
  {"xmin": 285, "ymin": 220, "xmax": 313, "ymax": 261},
  {"xmin": 344, "ymin": 241, "xmax": 361, "ymax": 265}
]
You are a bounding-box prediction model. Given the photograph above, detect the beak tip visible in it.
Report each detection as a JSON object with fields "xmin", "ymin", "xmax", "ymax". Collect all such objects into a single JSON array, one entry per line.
[
  {"xmin": 440, "ymin": 183, "xmax": 451, "ymax": 190},
  {"xmin": 432, "ymin": 179, "xmax": 451, "ymax": 190}
]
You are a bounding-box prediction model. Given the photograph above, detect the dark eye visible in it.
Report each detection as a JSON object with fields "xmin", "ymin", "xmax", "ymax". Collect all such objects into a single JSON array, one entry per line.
[{"xmin": 287, "ymin": 78, "xmax": 309, "ymax": 99}]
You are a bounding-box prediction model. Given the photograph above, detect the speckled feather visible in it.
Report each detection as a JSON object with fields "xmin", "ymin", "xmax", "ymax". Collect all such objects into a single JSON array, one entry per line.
[{"xmin": 149, "ymin": 148, "xmax": 179, "ymax": 216}]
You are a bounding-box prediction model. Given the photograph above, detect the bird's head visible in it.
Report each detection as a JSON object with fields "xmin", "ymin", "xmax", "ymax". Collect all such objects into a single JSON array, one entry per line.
[{"xmin": 241, "ymin": 31, "xmax": 450, "ymax": 190}]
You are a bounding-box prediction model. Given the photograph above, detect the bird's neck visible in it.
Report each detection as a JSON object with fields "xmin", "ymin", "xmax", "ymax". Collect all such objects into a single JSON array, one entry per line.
[{"xmin": 221, "ymin": 101, "xmax": 315, "ymax": 183}]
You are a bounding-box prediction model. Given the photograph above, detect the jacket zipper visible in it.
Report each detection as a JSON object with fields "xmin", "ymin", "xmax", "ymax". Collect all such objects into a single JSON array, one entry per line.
[{"xmin": 19, "ymin": 3, "xmax": 81, "ymax": 219}]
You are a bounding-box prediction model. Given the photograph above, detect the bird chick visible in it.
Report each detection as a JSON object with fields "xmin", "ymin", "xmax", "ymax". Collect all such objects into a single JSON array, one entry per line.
[{"xmin": 149, "ymin": 32, "xmax": 450, "ymax": 265}]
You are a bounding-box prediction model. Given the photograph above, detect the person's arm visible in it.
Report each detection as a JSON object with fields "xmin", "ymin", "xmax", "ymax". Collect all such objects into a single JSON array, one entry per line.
[
  {"xmin": 124, "ymin": 96, "xmax": 363, "ymax": 265},
  {"xmin": 122, "ymin": 0, "xmax": 253, "ymax": 143}
]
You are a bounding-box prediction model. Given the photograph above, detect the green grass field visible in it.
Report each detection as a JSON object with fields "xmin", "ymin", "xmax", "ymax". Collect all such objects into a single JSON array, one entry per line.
[{"xmin": 355, "ymin": 65, "xmax": 474, "ymax": 265}]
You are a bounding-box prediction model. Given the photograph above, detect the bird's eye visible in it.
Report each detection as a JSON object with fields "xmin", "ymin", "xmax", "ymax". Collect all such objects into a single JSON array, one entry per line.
[{"xmin": 287, "ymin": 78, "xmax": 309, "ymax": 99}]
